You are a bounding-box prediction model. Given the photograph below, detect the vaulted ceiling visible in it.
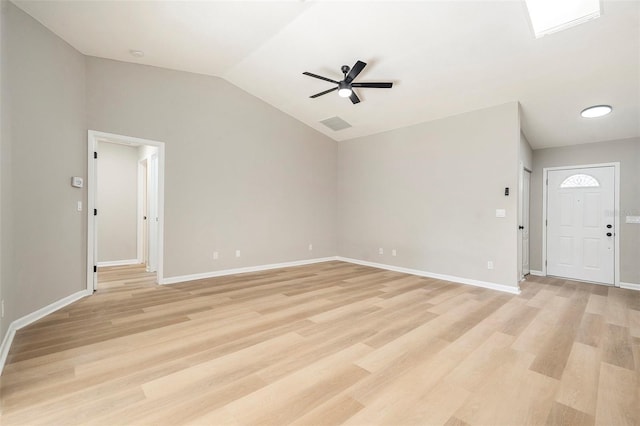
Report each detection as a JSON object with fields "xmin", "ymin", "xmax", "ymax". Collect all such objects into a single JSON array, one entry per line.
[{"xmin": 13, "ymin": 0, "xmax": 640, "ymax": 148}]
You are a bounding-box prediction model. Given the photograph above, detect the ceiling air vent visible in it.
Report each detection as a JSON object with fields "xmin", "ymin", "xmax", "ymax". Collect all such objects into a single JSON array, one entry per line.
[{"xmin": 320, "ymin": 116, "xmax": 352, "ymax": 131}]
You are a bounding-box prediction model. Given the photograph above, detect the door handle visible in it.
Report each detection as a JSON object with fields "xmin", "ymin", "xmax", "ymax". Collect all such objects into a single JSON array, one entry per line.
[
  {"xmin": 519, "ymin": 226, "xmax": 524, "ymax": 230},
  {"xmin": 606, "ymin": 224, "xmax": 612, "ymax": 229},
  {"xmin": 606, "ymin": 232, "xmax": 612, "ymax": 237}
]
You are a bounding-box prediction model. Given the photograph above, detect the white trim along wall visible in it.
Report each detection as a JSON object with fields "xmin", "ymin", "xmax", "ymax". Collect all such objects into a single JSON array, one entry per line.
[
  {"xmin": 338, "ymin": 257, "xmax": 521, "ymax": 295},
  {"xmin": 620, "ymin": 282, "xmax": 640, "ymax": 291},
  {"xmin": 161, "ymin": 256, "xmax": 521, "ymax": 295},
  {"xmin": 0, "ymin": 289, "xmax": 91, "ymax": 375},
  {"xmin": 160, "ymin": 257, "xmax": 339, "ymax": 285}
]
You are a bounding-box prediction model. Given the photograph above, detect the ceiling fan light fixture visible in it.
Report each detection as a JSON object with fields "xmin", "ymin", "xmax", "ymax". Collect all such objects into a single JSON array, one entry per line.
[
  {"xmin": 338, "ymin": 88, "xmax": 352, "ymax": 98},
  {"xmin": 581, "ymin": 105, "xmax": 612, "ymax": 118},
  {"xmin": 338, "ymin": 81, "xmax": 352, "ymax": 98}
]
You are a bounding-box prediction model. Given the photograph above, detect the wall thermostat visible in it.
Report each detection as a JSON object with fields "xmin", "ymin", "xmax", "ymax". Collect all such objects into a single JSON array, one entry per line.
[{"xmin": 71, "ymin": 176, "xmax": 84, "ymax": 188}]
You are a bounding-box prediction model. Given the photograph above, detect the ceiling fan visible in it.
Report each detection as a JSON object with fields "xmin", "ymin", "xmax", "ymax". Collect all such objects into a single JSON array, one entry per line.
[{"xmin": 303, "ymin": 60, "xmax": 393, "ymax": 104}]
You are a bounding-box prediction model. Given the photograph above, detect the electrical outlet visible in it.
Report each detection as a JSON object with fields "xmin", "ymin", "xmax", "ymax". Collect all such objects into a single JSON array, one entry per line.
[
  {"xmin": 235, "ymin": 250, "xmax": 241, "ymax": 258},
  {"xmin": 213, "ymin": 251, "xmax": 219, "ymax": 260},
  {"xmin": 487, "ymin": 261, "xmax": 494, "ymax": 270},
  {"xmin": 308, "ymin": 243, "xmax": 313, "ymax": 251},
  {"xmin": 392, "ymin": 249, "xmax": 397, "ymax": 256},
  {"xmin": 378, "ymin": 248, "xmax": 384, "ymax": 255}
]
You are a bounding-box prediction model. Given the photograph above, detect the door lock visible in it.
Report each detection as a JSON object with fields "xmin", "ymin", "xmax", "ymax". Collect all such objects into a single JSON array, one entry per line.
[
  {"xmin": 606, "ymin": 224, "xmax": 612, "ymax": 229},
  {"xmin": 606, "ymin": 232, "xmax": 612, "ymax": 237}
]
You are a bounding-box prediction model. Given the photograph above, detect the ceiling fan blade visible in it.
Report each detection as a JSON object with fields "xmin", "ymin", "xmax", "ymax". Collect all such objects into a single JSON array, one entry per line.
[
  {"xmin": 303, "ymin": 72, "xmax": 338, "ymax": 84},
  {"xmin": 345, "ymin": 60, "xmax": 366, "ymax": 84},
  {"xmin": 351, "ymin": 82, "xmax": 393, "ymax": 88},
  {"xmin": 310, "ymin": 87, "xmax": 338, "ymax": 98},
  {"xmin": 349, "ymin": 91, "xmax": 361, "ymax": 104}
]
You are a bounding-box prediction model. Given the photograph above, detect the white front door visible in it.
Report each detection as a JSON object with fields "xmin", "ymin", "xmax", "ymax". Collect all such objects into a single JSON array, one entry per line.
[
  {"xmin": 522, "ymin": 170, "xmax": 531, "ymax": 276},
  {"xmin": 547, "ymin": 166, "xmax": 615, "ymax": 285}
]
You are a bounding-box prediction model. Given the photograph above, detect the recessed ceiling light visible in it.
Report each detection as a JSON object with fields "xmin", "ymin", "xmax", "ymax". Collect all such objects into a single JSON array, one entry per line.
[
  {"xmin": 525, "ymin": 0, "xmax": 601, "ymax": 38},
  {"xmin": 581, "ymin": 105, "xmax": 612, "ymax": 118},
  {"xmin": 129, "ymin": 49, "xmax": 145, "ymax": 58}
]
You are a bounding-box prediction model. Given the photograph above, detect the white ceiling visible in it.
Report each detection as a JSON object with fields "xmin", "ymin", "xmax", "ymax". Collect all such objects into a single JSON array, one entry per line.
[{"xmin": 13, "ymin": 0, "xmax": 640, "ymax": 148}]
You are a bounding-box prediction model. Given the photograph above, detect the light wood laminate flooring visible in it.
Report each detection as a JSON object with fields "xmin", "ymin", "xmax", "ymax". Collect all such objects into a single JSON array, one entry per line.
[{"xmin": 1, "ymin": 261, "xmax": 638, "ymax": 425}]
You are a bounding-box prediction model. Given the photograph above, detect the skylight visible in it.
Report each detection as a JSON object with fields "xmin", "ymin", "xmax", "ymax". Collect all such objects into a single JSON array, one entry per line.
[{"xmin": 525, "ymin": 0, "xmax": 601, "ymax": 38}]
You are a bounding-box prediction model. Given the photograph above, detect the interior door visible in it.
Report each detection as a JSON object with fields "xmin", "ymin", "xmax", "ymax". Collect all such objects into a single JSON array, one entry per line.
[
  {"xmin": 522, "ymin": 170, "xmax": 531, "ymax": 276},
  {"xmin": 546, "ymin": 166, "xmax": 615, "ymax": 284}
]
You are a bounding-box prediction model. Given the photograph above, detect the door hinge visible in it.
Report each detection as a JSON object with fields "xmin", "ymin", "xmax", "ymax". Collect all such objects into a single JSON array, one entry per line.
[
  {"xmin": 94, "ymin": 151, "xmax": 98, "ymax": 159},
  {"xmin": 94, "ymin": 208, "xmax": 97, "ymax": 216},
  {"xmin": 93, "ymin": 265, "xmax": 97, "ymax": 273}
]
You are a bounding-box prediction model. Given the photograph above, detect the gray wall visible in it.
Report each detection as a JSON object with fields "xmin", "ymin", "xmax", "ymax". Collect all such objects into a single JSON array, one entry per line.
[
  {"xmin": 97, "ymin": 142, "xmax": 139, "ymax": 263},
  {"xmin": 1, "ymin": 2, "xmax": 87, "ymax": 339},
  {"xmin": 338, "ymin": 102, "xmax": 521, "ymax": 289},
  {"xmin": 86, "ymin": 57, "xmax": 338, "ymax": 279},
  {"xmin": 0, "ymin": 0, "xmax": 8, "ymax": 338},
  {"xmin": 531, "ymin": 138, "xmax": 640, "ymax": 284}
]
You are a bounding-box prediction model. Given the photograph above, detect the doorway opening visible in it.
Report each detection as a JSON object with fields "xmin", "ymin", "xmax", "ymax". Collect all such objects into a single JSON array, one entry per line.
[
  {"xmin": 542, "ymin": 163, "xmax": 620, "ymax": 286},
  {"xmin": 87, "ymin": 130, "xmax": 165, "ymax": 292}
]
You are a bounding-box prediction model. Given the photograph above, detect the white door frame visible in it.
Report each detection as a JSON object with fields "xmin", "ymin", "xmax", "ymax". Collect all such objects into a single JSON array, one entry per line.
[
  {"xmin": 147, "ymin": 153, "xmax": 159, "ymax": 273},
  {"xmin": 542, "ymin": 162, "xmax": 620, "ymax": 287},
  {"xmin": 519, "ymin": 163, "xmax": 531, "ymax": 280},
  {"xmin": 137, "ymin": 158, "xmax": 148, "ymax": 266},
  {"xmin": 87, "ymin": 130, "xmax": 166, "ymax": 291}
]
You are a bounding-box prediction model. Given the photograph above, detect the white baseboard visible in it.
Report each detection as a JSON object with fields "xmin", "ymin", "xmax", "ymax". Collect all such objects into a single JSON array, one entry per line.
[
  {"xmin": 96, "ymin": 259, "xmax": 140, "ymax": 267},
  {"xmin": 0, "ymin": 327, "xmax": 16, "ymax": 377},
  {"xmin": 161, "ymin": 257, "xmax": 339, "ymax": 285},
  {"xmin": 620, "ymin": 282, "xmax": 640, "ymax": 291},
  {"xmin": 529, "ymin": 270, "xmax": 545, "ymax": 277},
  {"xmin": 0, "ymin": 289, "xmax": 91, "ymax": 375},
  {"xmin": 337, "ymin": 257, "xmax": 521, "ymax": 295}
]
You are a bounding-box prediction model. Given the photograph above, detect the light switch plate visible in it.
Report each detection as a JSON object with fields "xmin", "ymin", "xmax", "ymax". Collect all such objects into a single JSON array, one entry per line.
[
  {"xmin": 495, "ymin": 209, "xmax": 506, "ymax": 218},
  {"xmin": 626, "ymin": 216, "xmax": 640, "ymax": 224}
]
